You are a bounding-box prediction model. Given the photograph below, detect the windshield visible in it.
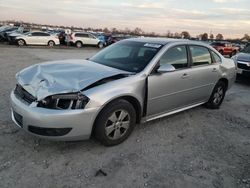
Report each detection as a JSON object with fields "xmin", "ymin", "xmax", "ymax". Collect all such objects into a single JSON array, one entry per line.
[
  {"xmin": 89, "ymin": 40, "xmax": 162, "ymax": 73},
  {"xmin": 242, "ymin": 45, "xmax": 250, "ymax": 53}
]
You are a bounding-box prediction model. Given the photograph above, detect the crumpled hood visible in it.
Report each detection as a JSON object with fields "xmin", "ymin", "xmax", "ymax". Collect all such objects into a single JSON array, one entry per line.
[
  {"xmin": 16, "ymin": 59, "xmax": 128, "ymax": 100},
  {"xmin": 236, "ymin": 52, "xmax": 250, "ymax": 62}
]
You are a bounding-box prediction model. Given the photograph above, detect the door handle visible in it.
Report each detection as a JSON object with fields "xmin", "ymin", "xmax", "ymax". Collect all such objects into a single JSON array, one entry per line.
[
  {"xmin": 212, "ymin": 68, "xmax": 217, "ymax": 72},
  {"xmin": 181, "ymin": 73, "xmax": 189, "ymax": 79}
]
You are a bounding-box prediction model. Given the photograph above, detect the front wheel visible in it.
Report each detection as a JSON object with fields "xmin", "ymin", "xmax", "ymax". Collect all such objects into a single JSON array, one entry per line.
[
  {"xmin": 94, "ymin": 99, "xmax": 136, "ymax": 146},
  {"xmin": 98, "ymin": 42, "xmax": 104, "ymax": 48},
  {"xmin": 17, "ymin": 39, "xmax": 25, "ymax": 46},
  {"xmin": 206, "ymin": 81, "xmax": 227, "ymax": 109}
]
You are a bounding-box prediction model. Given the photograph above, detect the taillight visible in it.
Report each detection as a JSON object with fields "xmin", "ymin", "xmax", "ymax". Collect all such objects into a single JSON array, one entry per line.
[{"xmin": 70, "ymin": 34, "xmax": 73, "ymax": 40}]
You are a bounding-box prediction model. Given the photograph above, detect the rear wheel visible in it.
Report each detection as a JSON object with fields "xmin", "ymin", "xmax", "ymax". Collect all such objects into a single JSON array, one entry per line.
[
  {"xmin": 48, "ymin": 40, "xmax": 55, "ymax": 47},
  {"xmin": 219, "ymin": 50, "xmax": 223, "ymax": 55},
  {"xmin": 94, "ymin": 99, "xmax": 136, "ymax": 146},
  {"xmin": 17, "ymin": 39, "xmax": 25, "ymax": 46},
  {"xmin": 76, "ymin": 41, "xmax": 82, "ymax": 48},
  {"xmin": 206, "ymin": 81, "xmax": 227, "ymax": 109}
]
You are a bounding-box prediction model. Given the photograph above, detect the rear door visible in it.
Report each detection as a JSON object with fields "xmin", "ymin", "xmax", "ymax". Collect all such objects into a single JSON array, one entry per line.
[
  {"xmin": 39, "ymin": 32, "xmax": 50, "ymax": 45},
  {"xmin": 186, "ymin": 45, "xmax": 220, "ymax": 103},
  {"xmin": 26, "ymin": 32, "xmax": 40, "ymax": 44}
]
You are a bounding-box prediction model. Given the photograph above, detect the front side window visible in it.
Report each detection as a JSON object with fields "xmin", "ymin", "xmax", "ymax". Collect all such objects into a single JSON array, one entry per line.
[
  {"xmin": 190, "ymin": 46, "xmax": 212, "ymax": 66},
  {"xmin": 31, "ymin": 32, "xmax": 40, "ymax": 36},
  {"xmin": 75, "ymin": 33, "xmax": 89, "ymax": 38},
  {"xmin": 90, "ymin": 41, "xmax": 162, "ymax": 73},
  {"xmin": 159, "ymin": 46, "xmax": 188, "ymax": 69}
]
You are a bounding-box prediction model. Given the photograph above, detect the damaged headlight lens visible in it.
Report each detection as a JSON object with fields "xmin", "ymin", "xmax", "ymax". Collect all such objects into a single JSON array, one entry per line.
[{"xmin": 38, "ymin": 93, "xmax": 89, "ymax": 110}]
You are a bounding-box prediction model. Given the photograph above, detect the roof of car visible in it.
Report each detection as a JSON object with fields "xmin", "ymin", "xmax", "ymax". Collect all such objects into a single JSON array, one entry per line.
[
  {"xmin": 125, "ymin": 37, "xmax": 188, "ymax": 45},
  {"xmin": 124, "ymin": 37, "xmax": 216, "ymax": 49}
]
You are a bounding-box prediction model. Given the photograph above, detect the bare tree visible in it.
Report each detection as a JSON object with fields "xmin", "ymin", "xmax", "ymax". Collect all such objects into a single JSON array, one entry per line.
[
  {"xmin": 181, "ymin": 31, "xmax": 191, "ymax": 39},
  {"xmin": 201, "ymin": 33, "xmax": 208, "ymax": 41},
  {"xmin": 216, "ymin": 33, "xmax": 224, "ymax": 40},
  {"xmin": 210, "ymin": 34, "xmax": 214, "ymax": 40}
]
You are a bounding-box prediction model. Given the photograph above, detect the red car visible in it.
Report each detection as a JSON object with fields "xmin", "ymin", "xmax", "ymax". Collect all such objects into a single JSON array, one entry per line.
[{"xmin": 211, "ymin": 42, "xmax": 238, "ymax": 57}]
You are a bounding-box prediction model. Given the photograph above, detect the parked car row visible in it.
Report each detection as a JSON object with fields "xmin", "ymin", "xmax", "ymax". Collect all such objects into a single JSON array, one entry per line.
[{"xmin": 0, "ymin": 25, "xmax": 134, "ymax": 48}]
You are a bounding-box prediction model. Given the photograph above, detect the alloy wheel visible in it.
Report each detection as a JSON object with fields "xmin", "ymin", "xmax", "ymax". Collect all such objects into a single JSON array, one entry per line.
[
  {"xmin": 105, "ymin": 110, "xmax": 130, "ymax": 140},
  {"xmin": 213, "ymin": 86, "xmax": 224, "ymax": 105},
  {"xmin": 18, "ymin": 40, "xmax": 24, "ymax": 46}
]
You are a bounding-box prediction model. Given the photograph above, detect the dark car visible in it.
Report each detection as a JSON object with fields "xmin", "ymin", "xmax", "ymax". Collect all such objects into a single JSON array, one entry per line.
[
  {"xmin": 233, "ymin": 43, "xmax": 250, "ymax": 77},
  {"xmin": 0, "ymin": 27, "xmax": 19, "ymax": 42},
  {"xmin": 211, "ymin": 41, "xmax": 238, "ymax": 57},
  {"xmin": 107, "ymin": 35, "xmax": 128, "ymax": 45}
]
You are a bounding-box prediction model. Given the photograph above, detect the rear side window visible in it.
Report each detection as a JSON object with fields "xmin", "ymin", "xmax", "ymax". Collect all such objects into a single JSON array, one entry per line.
[
  {"xmin": 160, "ymin": 46, "xmax": 188, "ymax": 69},
  {"xmin": 75, "ymin": 33, "xmax": 89, "ymax": 38},
  {"xmin": 32, "ymin": 32, "xmax": 49, "ymax": 36},
  {"xmin": 190, "ymin": 46, "xmax": 212, "ymax": 66},
  {"xmin": 211, "ymin": 50, "xmax": 222, "ymax": 63}
]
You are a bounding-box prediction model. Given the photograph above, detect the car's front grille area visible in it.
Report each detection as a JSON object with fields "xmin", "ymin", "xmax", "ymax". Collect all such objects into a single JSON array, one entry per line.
[
  {"xmin": 14, "ymin": 84, "xmax": 36, "ymax": 104},
  {"xmin": 238, "ymin": 62, "xmax": 250, "ymax": 71}
]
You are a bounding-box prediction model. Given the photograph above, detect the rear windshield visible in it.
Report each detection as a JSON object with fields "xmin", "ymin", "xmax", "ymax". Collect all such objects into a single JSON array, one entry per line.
[{"xmin": 90, "ymin": 41, "xmax": 163, "ymax": 73}]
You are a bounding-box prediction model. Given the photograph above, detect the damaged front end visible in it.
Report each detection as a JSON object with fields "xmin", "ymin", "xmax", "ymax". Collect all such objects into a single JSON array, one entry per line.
[{"xmin": 15, "ymin": 84, "xmax": 89, "ymax": 110}]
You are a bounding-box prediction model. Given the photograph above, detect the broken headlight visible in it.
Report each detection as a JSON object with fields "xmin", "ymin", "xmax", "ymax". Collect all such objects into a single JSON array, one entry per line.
[{"xmin": 38, "ymin": 93, "xmax": 89, "ymax": 110}]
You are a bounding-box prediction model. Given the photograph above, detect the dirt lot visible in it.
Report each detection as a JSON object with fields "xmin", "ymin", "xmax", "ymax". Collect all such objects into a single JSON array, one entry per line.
[{"xmin": 0, "ymin": 45, "xmax": 249, "ymax": 188}]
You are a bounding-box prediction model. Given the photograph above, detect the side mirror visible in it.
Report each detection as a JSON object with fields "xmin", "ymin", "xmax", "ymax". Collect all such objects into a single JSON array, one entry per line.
[{"xmin": 157, "ymin": 64, "xmax": 176, "ymax": 73}]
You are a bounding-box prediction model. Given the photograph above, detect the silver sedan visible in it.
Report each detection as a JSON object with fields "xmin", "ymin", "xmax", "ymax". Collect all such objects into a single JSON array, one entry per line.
[{"xmin": 10, "ymin": 38, "xmax": 236, "ymax": 146}]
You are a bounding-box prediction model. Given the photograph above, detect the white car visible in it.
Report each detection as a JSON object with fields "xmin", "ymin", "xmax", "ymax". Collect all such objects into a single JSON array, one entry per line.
[
  {"xmin": 70, "ymin": 32, "xmax": 104, "ymax": 48},
  {"xmin": 15, "ymin": 32, "xmax": 60, "ymax": 47}
]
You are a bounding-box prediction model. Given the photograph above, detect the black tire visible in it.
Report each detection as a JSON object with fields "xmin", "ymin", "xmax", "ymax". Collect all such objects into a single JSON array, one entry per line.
[
  {"xmin": 219, "ymin": 50, "xmax": 223, "ymax": 55},
  {"xmin": 48, "ymin": 40, "xmax": 55, "ymax": 47},
  {"xmin": 98, "ymin": 42, "xmax": 104, "ymax": 48},
  {"xmin": 94, "ymin": 99, "xmax": 136, "ymax": 146},
  {"xmin": 17, "ymin": 39, "xmax": 25, "ymax": 46},
  {"xmin": 76, "ymin": 41, "xmax": 82, "ymax": 48},
  {"xmin": 206, "ymin": 81, "xmax": 227, "ymax": 109}
]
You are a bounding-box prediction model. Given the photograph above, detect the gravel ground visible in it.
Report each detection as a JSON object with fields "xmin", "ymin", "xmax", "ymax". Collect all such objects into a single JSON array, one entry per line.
[{"xmin": 0, "ymin": 45, "xmax": 249, "ymax": 188}]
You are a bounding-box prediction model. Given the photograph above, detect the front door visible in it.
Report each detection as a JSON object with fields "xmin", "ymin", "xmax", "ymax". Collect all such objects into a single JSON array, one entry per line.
[{"xmin": 147, "ymin": 45, "xmax": 195, "ymax": 117}]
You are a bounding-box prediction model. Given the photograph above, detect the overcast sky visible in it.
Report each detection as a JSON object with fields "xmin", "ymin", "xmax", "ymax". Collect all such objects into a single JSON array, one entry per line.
[{"xmin": 0, "ymin": 0, "xmax": 250, "ymax": 38}]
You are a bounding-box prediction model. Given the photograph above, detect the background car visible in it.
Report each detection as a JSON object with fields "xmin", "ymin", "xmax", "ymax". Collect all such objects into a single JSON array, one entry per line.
[
  {"xmin": 70, "ymin": 32, "xmax": 104, "ymax": 48},
  {"xmin": 211, "ymin": 41, "xmax": 238, "ymax": 57},
  {"xmin": 107, "ymin": 35, "xmax": 129, "ymax": 45},
  {"xmin": 0, "ymin": 26, "xmax": 19, "ymax": 42},
  {"xmin": 91, "ymin": 32, "xmax": 111, "ymax": 46},
  {"xmin": 232, "ymin": 43, "xmax": 250, "ymax": 77},
  {"xmin": 15, "ymin": 31, "xmax": 60, "ymax": 46},
  {"xmin": 6, "ymin": 27, "xmax": 30, "ymax": 44}
]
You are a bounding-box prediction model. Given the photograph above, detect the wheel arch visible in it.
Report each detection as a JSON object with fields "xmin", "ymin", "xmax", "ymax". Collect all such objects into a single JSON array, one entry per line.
[
  {"xmin": 91, "ymin": 95, "xmax": 142, "ymax": 136},
  {"xmin": 218, "ymin": 78, "xmax": 228, "ymax": 90},
  {"xmin": 75, "ymin": 40, "xmax": 83, "ymax": 44},
  {"xmin": 17, "ymin": 38, "xmax": 26, "ymax": 44}
]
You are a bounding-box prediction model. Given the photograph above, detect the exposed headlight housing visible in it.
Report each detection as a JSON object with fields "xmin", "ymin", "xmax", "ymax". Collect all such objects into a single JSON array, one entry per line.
[{"xmin": 38, "ymin": 93, "xmax": 89, "ymax": 110}]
